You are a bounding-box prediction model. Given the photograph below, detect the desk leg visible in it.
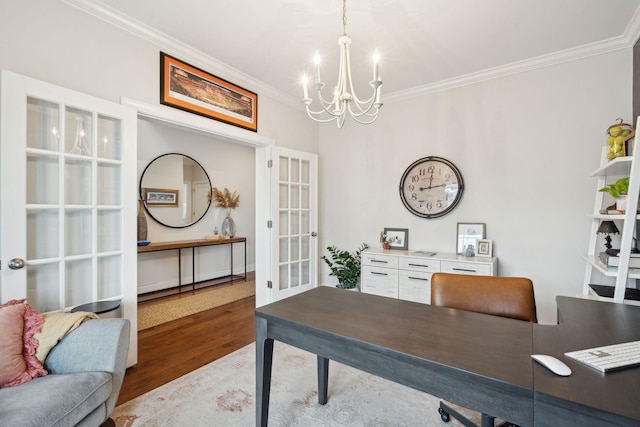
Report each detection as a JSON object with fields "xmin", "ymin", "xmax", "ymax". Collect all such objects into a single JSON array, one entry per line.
[
  {"xmin": 317, "ymin": 356, "xmax": 329, "ymax": 405},
  {"xmin": 256, "ymin": 317, "xmax": 274, "ymax": 427}
]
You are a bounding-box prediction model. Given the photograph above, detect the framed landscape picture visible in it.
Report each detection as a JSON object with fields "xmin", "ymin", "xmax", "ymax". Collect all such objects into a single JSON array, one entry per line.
[
  {"xmin": 160, "ymin": 52, "xmax": 258, "ymax": 132},
  {"xmin": 143, "ymin": 188, "xmax": 179, "ymax": 207}
]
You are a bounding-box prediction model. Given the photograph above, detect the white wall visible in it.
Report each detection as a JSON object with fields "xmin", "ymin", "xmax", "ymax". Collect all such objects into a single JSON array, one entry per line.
[
  {"xmin": 0, "ymin": 0, "xmax": 319, "ymax": 294},
  {"xmin": 319, "ymin": 50, "xmax": 633, "ymax": 323},
  {"xmin": 0, "ymin": 1, "xmax": 635, "ymax": 322}
]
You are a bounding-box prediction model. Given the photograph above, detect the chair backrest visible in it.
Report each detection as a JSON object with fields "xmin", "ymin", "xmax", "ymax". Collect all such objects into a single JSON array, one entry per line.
[{"xmin": 430, "ymin": 273, "xmax": 538, "ymax": 323}]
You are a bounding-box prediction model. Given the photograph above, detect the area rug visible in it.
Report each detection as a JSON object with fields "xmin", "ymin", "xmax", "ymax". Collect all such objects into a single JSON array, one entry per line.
[
  {"xmin": 137, "ymin": 280, "xmax": 255, "ymax": 331},
  {"xmin": 112, "ymin": 342, "xmax": 478, "ymax": 426}
]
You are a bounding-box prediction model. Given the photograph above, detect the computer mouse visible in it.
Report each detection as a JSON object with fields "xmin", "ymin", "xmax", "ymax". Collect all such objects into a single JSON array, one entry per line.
[{"xmin": 531, "ymin": 354, "xmax": 572, "ymax": 376}]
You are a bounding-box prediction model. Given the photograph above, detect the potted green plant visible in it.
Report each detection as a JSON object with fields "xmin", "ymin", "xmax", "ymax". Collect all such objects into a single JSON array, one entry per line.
[
  {"xmin": 321, "ymin": 243, "xmax": 369, "ymax": 290},
  {"xmin": 599, "ymin": 177, "xmax": 629, "ymax": 212}
]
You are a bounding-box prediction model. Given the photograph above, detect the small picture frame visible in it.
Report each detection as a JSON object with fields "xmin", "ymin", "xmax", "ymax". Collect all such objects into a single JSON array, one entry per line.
[
  {"xmin": 384, "ymin": 228, "xmax": 409, "ymax": 250},
  {"xmin": 456, "ymin": 222, "xmax": 486, "ymax": 254},
  {"xmin": 143, "ymin": 188, "xmax": 179, "ymax": 207},
  {"xmin": 476, "ymin": 239, "xmax": 493, "ymax": 257}
]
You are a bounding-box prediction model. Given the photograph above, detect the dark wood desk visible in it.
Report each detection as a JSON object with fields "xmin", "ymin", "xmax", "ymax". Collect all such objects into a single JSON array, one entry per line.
[
  {"xmin": 255, "ymin": 287, "xmax": 534, "ymax": 427},
  {"xmin": 533, "ymin": 297, "xmax": 640, "ymax": 426},
  {"xmin": 256, "ymin": 288, "xmax": 640, "ymax": 427}
]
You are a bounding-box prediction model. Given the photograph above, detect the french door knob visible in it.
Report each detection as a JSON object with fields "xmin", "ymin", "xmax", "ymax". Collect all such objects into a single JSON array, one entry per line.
[
  {"xmin": 311, "ymin": 232, "xmax": 318, "ymax": 237},
  {"xmin": 8, "ymin": 258, "xmax": 25, "ymax": 270}
]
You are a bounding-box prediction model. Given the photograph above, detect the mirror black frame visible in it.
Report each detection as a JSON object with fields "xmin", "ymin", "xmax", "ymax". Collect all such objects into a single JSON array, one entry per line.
[{"xmin": 139, "ymin": 153, "xmax": 212, "ymax": 228}]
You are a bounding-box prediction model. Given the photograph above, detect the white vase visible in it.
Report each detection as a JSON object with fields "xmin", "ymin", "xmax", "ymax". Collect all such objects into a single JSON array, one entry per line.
[{"xmin": 617, "ymin": 195, "xmax": 628, "ymax": 213}]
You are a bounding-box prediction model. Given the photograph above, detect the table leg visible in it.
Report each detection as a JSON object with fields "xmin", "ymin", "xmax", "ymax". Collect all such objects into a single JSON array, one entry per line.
[
  {"xmin": 317, "ymin": 355, "xmax": 329, "ymax": 405},
  {"xmin": 256, "ymin": 317, "xmax": 274, "ymax": 427}
]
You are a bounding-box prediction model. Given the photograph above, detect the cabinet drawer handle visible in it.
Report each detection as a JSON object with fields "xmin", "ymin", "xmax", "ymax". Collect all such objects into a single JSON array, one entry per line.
[
  {"xmin": 371, "ymin": 271, "xmax": 388, "ymax": 276},
  {"xmin": 452, "ymin": 268, "xmax": 476, "ymax": 273},
  {"xmin": 408, "ymin": 263, "xmax": 429, "ymax": 268},
  {"xmin": 371, "ymin": 259, "xmax": 388, "ymax": 264},
  {"xmin": 408, "ymin": 276, "xmax": 429, "ymax": 281}
]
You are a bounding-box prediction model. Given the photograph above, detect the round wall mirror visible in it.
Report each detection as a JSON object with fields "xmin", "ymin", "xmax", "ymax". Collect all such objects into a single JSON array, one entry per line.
[{"xmin": 139, "ymin": 153, "xmax": 212, "ymax": 228}]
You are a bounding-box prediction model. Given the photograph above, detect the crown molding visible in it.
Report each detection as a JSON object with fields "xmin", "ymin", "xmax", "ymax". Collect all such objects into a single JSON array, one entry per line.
[
  {"xmin": 62, "ymin": 0, "xmax": 300, "ymax": 109},
  {"xmin": 384, "ymin": 35, "xmax": 632, "ymax": 104},
  {"xmin": 65, "ymin": 0, "xmax": 640, "ymax": 109}
]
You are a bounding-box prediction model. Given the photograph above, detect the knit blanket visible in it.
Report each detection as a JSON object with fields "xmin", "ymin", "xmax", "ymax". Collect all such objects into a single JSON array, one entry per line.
[{"xmin": 34, "ymin": 311, "xmax": 99, "ymax": 363}]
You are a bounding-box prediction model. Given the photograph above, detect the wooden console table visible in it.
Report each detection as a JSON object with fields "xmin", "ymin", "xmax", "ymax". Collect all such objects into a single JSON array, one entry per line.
[{"xmin": 137, "ymin": 237, "xmax": 246, "ymax": 297}]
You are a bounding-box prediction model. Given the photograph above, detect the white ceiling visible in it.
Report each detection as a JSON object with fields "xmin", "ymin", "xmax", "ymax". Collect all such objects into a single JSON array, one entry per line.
[{"xmin": 72, "ymin": 0, "xmax": 640, "ymax": 105}]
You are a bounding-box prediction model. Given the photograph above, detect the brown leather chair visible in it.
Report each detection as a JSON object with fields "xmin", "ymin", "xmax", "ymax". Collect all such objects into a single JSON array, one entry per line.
[{"xmin": 430, "ymin": 272, "xmax": 537, "ymax": 427}]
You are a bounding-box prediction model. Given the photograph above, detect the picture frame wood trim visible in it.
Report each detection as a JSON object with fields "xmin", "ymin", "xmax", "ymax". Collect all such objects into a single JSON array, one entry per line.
[
  {"xmin": 160, "ymin": 52, "xmax": 258, "ymax": 132},
  {"xmin": 384, "ymin": 227, "xmax": 409, "ymax": 250}
]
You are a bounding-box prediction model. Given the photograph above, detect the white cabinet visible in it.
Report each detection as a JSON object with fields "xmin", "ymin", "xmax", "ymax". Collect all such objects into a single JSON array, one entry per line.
[
  {"xmin": 361, "ymin": 249, "xmax": 497, "ymax": 304},
  {"xmin": 582, "ymin": 120, "xmax": 640, "ymax": 305}
]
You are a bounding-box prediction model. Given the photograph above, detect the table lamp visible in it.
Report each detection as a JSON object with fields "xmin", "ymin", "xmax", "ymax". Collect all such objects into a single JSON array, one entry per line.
[{"xmin": 597, "ymin": 220, "xmax": 619, "ymax": 250}]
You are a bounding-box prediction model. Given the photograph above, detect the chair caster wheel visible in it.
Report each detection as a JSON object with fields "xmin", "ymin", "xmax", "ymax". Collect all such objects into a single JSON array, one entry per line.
[{"xmin": 438, "ymin": 407, "xmax": 450, "ymax": 422}]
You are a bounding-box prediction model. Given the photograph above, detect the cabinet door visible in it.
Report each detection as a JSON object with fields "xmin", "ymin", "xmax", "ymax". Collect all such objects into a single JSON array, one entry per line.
[
  {"xmin": 399, "ymin": 270, "xmax": 432, "ymax": 304},
  {"xmin": 362, "ymin": 266, "xmax": 399, "ymax": 297},
  {"xmin": 0, "ymin": 70, "xmax": 137, "ymax": 365}
]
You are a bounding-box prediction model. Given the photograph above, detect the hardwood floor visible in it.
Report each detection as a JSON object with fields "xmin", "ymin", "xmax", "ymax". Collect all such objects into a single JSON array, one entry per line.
[{"xmin": 117, "ymin": 279, "xmax": 256, "ymax": 405}]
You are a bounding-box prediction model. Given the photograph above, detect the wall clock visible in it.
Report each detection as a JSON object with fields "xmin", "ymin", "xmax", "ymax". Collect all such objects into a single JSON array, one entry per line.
[{"xmin": 399, "ymin": 156, "xmax": 464, "ymax": 219}]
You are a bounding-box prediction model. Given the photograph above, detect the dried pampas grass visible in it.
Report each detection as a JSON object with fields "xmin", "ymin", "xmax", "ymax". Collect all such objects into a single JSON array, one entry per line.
[{"xmin": 212, "ymin": 187, "xmax": 240, "ymax": 210}]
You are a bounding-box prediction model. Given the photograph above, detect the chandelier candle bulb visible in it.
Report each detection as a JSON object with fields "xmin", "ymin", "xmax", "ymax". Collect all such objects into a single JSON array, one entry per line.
[
  {"xmin": 373, "ymin": 50, "xmax": 380, "ymax": 80},
  {"xmin": 314, "ymin": 51, "xmax": 321, "ymax": 83},
  {"xmin": 302, "ymin": 75, "xmax": 309, "ymax": 100}
]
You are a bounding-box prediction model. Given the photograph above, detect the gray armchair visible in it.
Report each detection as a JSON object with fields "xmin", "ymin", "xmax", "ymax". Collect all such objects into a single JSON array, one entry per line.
[{"xmin": 0, "ymin": 318, "xmax": 130, "ymax": 427}]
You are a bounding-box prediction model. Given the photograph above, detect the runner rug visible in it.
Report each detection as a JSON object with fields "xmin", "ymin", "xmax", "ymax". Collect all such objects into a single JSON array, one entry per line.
[
  {"xmin": 112, "ymin": 341, "xmax": 478, "ymax": 426},
  {"xmin": 136, "ymin": 280, "xmax": 255, "ymax": 330}
]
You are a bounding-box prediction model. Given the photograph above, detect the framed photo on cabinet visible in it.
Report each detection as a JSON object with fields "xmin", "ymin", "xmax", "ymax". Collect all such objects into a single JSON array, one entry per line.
[
  {"xmin": 476, "ymin": 239, "xmax": 493, "ymax": 257},
  {"xmin": 384, "ymin": 228, "xmax": 409, "ymax": 250},
  {"xmin": 456, "ymin": 222, "xmax": 486, "ymax": 254},
  {"xmin": 160, "ymin": 52, "xmax": 258, "ymax": 132}
]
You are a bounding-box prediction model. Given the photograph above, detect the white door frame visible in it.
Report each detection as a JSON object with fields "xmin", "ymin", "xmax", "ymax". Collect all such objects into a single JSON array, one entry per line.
[{"xmin": 121, "ymin": 98, "xmax": 278, "ymax": 307}]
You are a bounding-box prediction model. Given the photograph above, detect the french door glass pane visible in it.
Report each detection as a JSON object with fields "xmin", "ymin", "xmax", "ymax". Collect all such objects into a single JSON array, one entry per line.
[
  {"xmin": 279, "ymin": 264, "xmax": 289, "ymax": 290},
  {"xmin": 64, "ymin": 209, "xmax": 91, "ymax": 256},
  {"xmin": 291, "ymin": 158, "xmax": 299, "ymax": 182},
  {"xmin": 65, "ymin": 159, "xmax": 92, "ymax": 205},
  {"xmin": 27, "ymin": 154, "xmax": 59, "ymax": 205},
  {"xmin": 65, "ymin": 259, "xmax": 92, "ymax": 306},
  {"xmin": 291, "ymin": 184, "xmax": 299, "ymax": 208},
  {"xmin": 301, "ymin": 160, "xmax": 310, "ymax": 184},
  {"xmin": 97, "ymin": 115, "xmax": 122, "ymax": 160},
  {"xmin": 98, "ymin": 255, "xmax": 121, "ymax": 299},
  {"xmin": 279, "ymin": 156, "xmax": 288, "ymax": 181},
  {"xmin": 27, "ymin": 263, "xmax": 59, "ymax": 312},
  {"xmin": 98, "ymin": 210, "xmax": 121, "ymax": 252},
  {"xmin": 64, "ymin": 107, "xmax": 93, "ymax": 156},
  {"xmin": 26, "ymin": 210, "xmax": 59, "ymax": 260},
  {"xmin": 27, "ymin": 97, "xmax": 60, "ymax": 151},
  {"xmin": 97, "ymin": 162, "xmax": 121, "ymax": 206}
]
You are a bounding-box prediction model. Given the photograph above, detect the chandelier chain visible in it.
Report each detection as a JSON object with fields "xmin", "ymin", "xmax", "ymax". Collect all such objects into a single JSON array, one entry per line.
[{"xmin": 342, "ymin": 0, "xmax": 347, "ymax": 35}]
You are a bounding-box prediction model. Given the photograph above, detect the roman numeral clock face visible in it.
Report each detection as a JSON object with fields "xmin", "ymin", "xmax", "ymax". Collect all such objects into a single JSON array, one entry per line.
[{"xmin": 399, "ymin": 156, "xmax": 464, "ymax": 218}]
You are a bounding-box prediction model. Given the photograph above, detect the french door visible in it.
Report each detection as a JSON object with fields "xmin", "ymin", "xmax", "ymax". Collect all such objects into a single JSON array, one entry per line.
[
  {"xmin": 0, "ymin": 70, "xmax": 137, "ymax": 365},
  {"xmin": 257, "ymin": 146, "xmax": 318, "ymax": 305}
]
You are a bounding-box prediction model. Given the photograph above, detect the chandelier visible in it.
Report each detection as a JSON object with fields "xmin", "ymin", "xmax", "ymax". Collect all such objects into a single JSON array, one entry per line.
[{"xmin": 301, "ymin": 0, "xmax": 383, "ymax": 128}]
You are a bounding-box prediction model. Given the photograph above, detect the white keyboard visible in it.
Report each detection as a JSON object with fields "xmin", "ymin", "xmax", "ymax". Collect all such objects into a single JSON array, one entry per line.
[{"xmin": 565, "ymin": 340, "xmax": 640, "ymax": 373}]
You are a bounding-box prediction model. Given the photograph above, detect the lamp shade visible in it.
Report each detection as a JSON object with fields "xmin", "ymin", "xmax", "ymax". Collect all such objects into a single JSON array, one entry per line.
[{"xmin": 597, "ymin": 220, "xmax": 620, "ymax": 235}]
